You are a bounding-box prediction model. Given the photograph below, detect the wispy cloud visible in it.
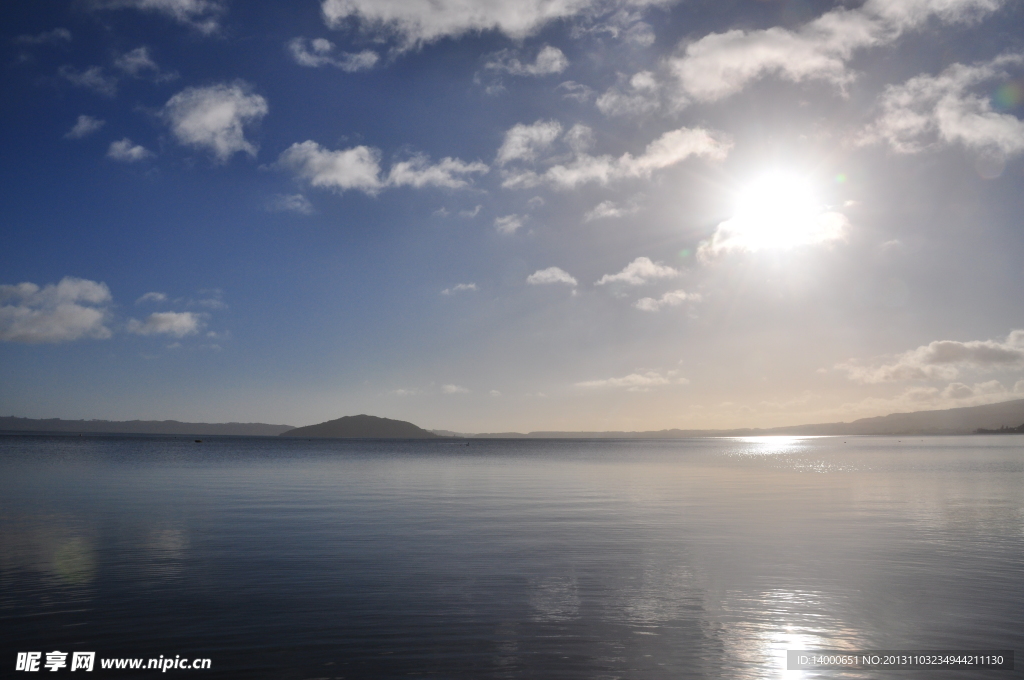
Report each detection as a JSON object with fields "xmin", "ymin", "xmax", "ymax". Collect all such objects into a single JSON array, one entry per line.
[
  {"xmin": 494, "ymin": 214, "xmax": 524, "ymax": 234},
  {"xmin": 501, "ymin": 125, "xmax": 732, "ymax": 190},
  {"xmin": 484, "ymin": 46, "xmax": 568, "ymax": 76},
  {"xmin": 88, "ymin": 0, "xmax": 226, "ymax": 35},
  {"xmin": 127, "ymin": 311, "xmax": 204, "ymax": 337},
  {"xmin": 584, "ymin": 199, "xmax": 640, "ymax": 221},
  {"xmin": 634, "ymin": 290, "xmax": 700, "ymax": 311},
  {"xmin": 65, "ymin": 115, "xmax": 105, "ymax": 139},
  {"xmin": 442, "ymin": 384, "xmax": 469, "ymax": 394},
  {"xmin": 58, "ymin": 65, "xmax": 117, "ymax": 96},
  {"xmin": 441, "ymin": 283, "xmax": 477, "ymax": 295},
  {"xmin": 268, "ymin": 193, "xmax": 314, "ymax": 215},
  {"xmin": 113, "ymin": 46, "xmax": 177, "ymax": 81},
  {"xmin": 287, "ymin": 38, "xmax": 378, "ymax": 72},
  {"xmin": 596, "ymin": 71, "xmax": 660, "ymax": 118},
  {"xmin": 136, "ymin": 292, "xmax": 168, "ymax": 305},
  {"xmin": 16, "ymin": 28, "xmax": 72, "ymax": 45},
  {"xmin": 576, "ymin": 369, "xmax": 689, "ymax": 391}
]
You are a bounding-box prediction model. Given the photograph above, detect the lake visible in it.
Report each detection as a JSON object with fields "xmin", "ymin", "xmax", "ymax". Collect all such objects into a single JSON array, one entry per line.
[{"xmin": 2, "ymin": 434, "xmax": 1022, "ymax": 678}]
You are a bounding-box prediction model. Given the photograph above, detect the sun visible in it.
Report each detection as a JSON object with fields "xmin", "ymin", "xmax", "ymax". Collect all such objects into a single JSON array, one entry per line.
[
  {"xmin": 734, "ymin": 172, "xmax": 818, "ymax": 248},
  {"xmin": 704, "ymin": 170, "xmax": 848, "ymax": 255}
]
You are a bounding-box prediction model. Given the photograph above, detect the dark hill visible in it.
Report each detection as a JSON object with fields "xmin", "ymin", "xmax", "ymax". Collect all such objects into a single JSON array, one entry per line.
[{"xmin": 279, "ymin": 414, "xmax": 440, "ymax": 439}]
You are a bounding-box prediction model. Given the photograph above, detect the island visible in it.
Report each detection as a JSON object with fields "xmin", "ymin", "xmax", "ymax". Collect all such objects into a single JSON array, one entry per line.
[{"xmin": 278, "ymin": 414, "xmax": 441, "ymax": 439}]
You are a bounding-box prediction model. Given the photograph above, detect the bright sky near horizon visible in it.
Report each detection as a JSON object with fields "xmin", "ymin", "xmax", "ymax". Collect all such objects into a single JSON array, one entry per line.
[{"xmin": 2, "ymin": 0, "xmax": 1024, "ymax": 431}]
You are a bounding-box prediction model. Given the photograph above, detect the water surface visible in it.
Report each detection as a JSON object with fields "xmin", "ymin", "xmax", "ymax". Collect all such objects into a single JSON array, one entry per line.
[{"xmin": 2, "ymin": 434, "xmax": 1022, "ymax": 678}]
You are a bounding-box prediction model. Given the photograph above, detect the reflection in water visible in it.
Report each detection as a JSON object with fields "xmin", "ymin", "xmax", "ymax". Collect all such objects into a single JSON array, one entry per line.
[
  {"xmin": 1, "ymin": 434, "xmax": 1023, "ymax": 678},
  {"xmin": 0, "ymin": 518, "xmax": 97, "ymax": 585},
  {"xmin": 529, "ymin": 575, "xmax": 580, "ymax": 621},
  {"xmin": 53, "ymin": 537, "xmax": 95, "ymax": 584}
]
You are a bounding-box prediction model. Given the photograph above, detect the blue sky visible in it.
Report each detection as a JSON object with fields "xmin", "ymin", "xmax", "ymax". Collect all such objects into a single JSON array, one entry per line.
[{"xmin": 2, "ymin": 0, "xmax": 1024, "ymax": 431}]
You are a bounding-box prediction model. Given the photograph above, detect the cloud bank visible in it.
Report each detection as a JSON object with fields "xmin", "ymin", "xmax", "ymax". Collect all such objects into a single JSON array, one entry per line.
[
  {"xmin": 838, "ymin": 330, "xmax": 1024, "ymax": 383},
  {"xmin": 667, "ymin": 0, "xmax": 1004, "ymax": 104}
]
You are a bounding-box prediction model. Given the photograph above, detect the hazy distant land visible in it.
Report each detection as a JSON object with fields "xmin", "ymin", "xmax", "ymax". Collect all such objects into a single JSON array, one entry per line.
[
  {"xmin": 4, "ymin": 398, "xmax": 1024, "ymax": 438},
  {"xmin": 0, "ymin": 417, "xmax": 294, "ymax": 437},
  {"xmin": 470, "ymin": 398, "xmax": 1024, "ymax": 438}
]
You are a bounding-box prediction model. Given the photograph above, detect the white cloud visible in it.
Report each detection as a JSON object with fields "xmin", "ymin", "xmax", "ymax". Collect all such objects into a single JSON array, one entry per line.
[
  {"xmin": 441, "ymin": 283, "xmax": 477, "ymax": 295},
  {"xmin": 115, "ymin": 46, "xmax": 156, "ymax": 74},
  {"xmin": 16, "ymin": 28, "xmax": 72, "ymax": 44},
  {"xmin": 136, "ymin": 292, "xmax": 168, "ymax": 304},
  {"xmin": 163, "ymin": 82, "xmax": 268, "ymax": 162},
  {"xmin": 557, "ymin": 81, "xmax": 595, "ymax": 102},
  {"xmin": 494, "ymin": 214, "xmax": 524, "ymax": 234},
  {"xmin": 667, "ymin": 0, "xmax": 1004, "ymax": 104},
  {"xmin": 0, "ymin": 277, "xmax": 112, "ymax": 343},
  {"xmin": 572, "ymin": 9, "xmax": 655, "ymax": 46},
  {"xmin": 442, "ymin": 384, "xmax": 469, "ymax": 394},
  {"xmin": 584, "ymin": 199, "xmax": 639, "ymax": 221},
  {"xmin": 459, "ymin": 205, "xmax": 481, "ymax": 217},
  {"xmin": 596, "ymin": 70, "xmax": 660, "ymax": 117},
  {"xmin": 278, "ymin": 141, "xmax": 487, "ymax": 194},
  {"xmin": 484, "ymin": 45, "xmax": 568, "ymax": 76},
  {"xmin": 634, "ymin": 289, "xmax": 700, "ymax": 311},
  {"xmin": 58, "ymin": 65, "xmax": 117, "ymax": 96},
  {"xmin": 837, "ymin": 329, "xmax": 1024, "ymax": 383},
  {"xmin": 860, "ymin": 54, "xmax": 1024, "ymax": 156},
  {"xmin": 501, "ymin": 125, "xmax": 732, "ymax": 189},
  {"xmin": 320, "ymin": 0, "xmax": 664, "ymax": 50},
  {"xmin": 127, "ymin": 311, "xmax": 204, "ymax": 337},
  {"xmin": 287, "ymin": 38, "xmax": 379, "ymax": 72},
  {"xmin": 576, "ymin": 369, "xmax": 688, "ymax": 391},
  {"xmin": 527, "ymin": 267, "xmax": 577, "ymax": 286},
  {"xmin": 495, "ymin": 120, "xmax": 562, "ymax": 165},
  {"xmin": 268, "ymin": 193, "xmax": 315, "ymax": 214},
  {"xmin": 65, "ymin": 115, "xmax": 105, "ymax": 139},
  {"xmin": 89, "ymin": 0, "xmax": 226, "ymax": 35},
  {"xmin": 387, "ymin": 155, "xmax": 488, "ymax": 189},
  {"xmin": 113, "ymin": 46, "xmax": 177, "ymax": 81},
  {"xmin": 277, "ymin": 141, "xmax": 383, "ymax": 194},
  {"xmin": 107, "ymin": 138, "xmax": 154, "ymax": 162},
  {"xmin": 595, "ymin": 256, "xmax": 679, "ymax": 286}
]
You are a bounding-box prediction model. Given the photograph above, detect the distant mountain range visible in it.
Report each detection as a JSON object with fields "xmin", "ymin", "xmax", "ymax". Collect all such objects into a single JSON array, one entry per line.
[
  {"xmin": 5, "ymin": 398, "xmax": 1024, "ymax": 438},
  {"xmin": 0, "ymin": 416, "xmax": 293, "ymax": 436}
]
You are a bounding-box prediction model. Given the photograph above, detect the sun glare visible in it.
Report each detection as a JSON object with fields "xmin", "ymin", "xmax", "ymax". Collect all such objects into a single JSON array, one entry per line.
[{"xmin": 705, "ymin": 170, "xmax": 848, "ymax": 255}]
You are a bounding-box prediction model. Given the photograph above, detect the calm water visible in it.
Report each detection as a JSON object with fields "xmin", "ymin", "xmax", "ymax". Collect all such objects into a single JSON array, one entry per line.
[{"xmin": 1, "ymin": 434, "xmax": 1022, "ymax": 679}]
